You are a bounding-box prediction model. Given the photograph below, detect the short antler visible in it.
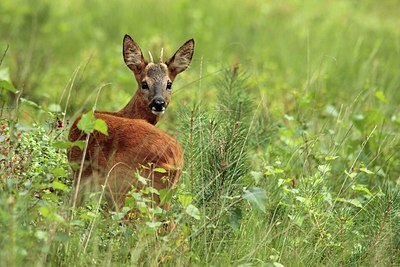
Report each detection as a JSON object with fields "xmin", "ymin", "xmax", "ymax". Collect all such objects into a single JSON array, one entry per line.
[
  {"xmin": 148, "ymin": 51, "xmax": 154, "ymax": 63},
  {"xmin": 159, "ymin": 48, "xmax": 164, "ymax": 63}
]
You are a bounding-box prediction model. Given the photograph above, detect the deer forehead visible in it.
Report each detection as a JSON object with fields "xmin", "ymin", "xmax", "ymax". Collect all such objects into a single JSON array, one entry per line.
[{"xmin": 145, "ymin": 63, "xmax": 169, "ymax": 81}]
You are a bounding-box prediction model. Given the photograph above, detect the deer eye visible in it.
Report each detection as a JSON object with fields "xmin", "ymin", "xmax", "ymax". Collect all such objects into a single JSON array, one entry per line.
[
  {"xmin": 166, "ymin": 81, "xmax": 172, "ymax": 90},
  {"xmin": 141, "ymin": 81, "xmax": 149, "ymax": 89}
]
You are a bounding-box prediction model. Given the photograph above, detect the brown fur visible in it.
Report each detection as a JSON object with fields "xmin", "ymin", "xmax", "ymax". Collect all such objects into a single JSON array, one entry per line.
[
  {"xmin": 68, "ymin": 114, "xmax": 183, "ymax": 208},
  {"xmin": 68, "ymin": 35, "xmax": 194, "ymax": 209}
]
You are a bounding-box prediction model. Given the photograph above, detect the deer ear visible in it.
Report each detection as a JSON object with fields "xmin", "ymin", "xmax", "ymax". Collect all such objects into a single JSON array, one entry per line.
[
  {"xmin": 123, "ymin": 34, "xmax": 147, "ymax": 75},
  {"xmin": 166, "ymin": 39, "xmax": 194, "ymax": 79}
]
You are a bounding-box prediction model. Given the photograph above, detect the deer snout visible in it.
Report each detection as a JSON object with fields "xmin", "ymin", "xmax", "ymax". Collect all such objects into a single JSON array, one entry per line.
[{"xmin": 149, "ymin": 97, "xmax": 167, "ymax": 115}]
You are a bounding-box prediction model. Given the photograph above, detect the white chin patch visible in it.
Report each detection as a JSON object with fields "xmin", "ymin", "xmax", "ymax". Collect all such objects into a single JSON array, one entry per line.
[
  {"xmin": 151, "ymin": 109, "xmax": 165, "ymax": 116},
  {"xmin": 151, "ymin": 106, "xmax": 166, "ymax": 116}
]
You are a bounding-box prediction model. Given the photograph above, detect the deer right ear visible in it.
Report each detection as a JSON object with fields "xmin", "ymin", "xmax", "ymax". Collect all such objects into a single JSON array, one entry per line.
[
  {"xmin": 166, "ymin": 39, "xmax": 195, "ymax": 79},
  {"xmin": 123, "ymin": 34, "xmax": 147, "ymax": 75}
]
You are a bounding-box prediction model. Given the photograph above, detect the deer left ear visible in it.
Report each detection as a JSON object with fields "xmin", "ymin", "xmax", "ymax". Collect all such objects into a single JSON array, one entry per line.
[
  {"xmin": 123, "ymin": 34, "xmax": 147, "ymax": 75},
  {"xmin": 166, "ymin": 39, "xmax": 195, "ymax": 79}
]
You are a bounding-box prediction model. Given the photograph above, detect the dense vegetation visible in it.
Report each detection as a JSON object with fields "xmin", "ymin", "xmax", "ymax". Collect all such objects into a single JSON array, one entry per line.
[{"xmin": 1, "ymin": 0, "xmax": 399, "ymax": 266}]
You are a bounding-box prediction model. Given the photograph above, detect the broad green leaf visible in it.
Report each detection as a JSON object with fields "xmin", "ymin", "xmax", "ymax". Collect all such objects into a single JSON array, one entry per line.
[
  {"xmin": 94, "ymin": 118, "xmax": 108, "ymax": 135},
  {"xmin": 344, "ymin": 170, "xmax": 357, "ymax": 179},
  {"xmin": 360, "ymin": 167, "xmax": 374, "ymax": 175},
  {"xmin": 146, "ymin": 221, "xmax": 163, "ymax": 228},
  {"xmin": 178, "ymin": 194, "xmax": 193, "ymax": 208},
  {"xmin": 35, "ymin": 230, "xmax": 48, "ymax": 241},
  {"xmin": 250, "ymin": 171, "xmax": 263, "ymax": 183},
  {"xmin": 51, "ymin": 181, "xmax": 69, "ymax": 192},
  {"xmin": 80, "ymin": 212, "xmax": 97, "ymax": 220},
  {"xmin": 264, "ymin": 166, "xmax": 284, "ymax": 176},
  {"xmin": 20, "ymin": 98, "xmax": 40, "ymax": 109},
  {"xmin": 136, "ymin": 174, "xmax": 148, "ymax": 185},
  {"xmin": 352, "ymin": 110, "xmax": 385, "ymax": 132},
  {"xmin": 77, "ymin": 111, "xmax": 96, "ymax": 134},
  {"xmin": 153, "ymin": 167, "xmax": 167, "ymax": 173},
  {"xmin": 352, "ymin": 185, "xmax": 373, "ymax": 196},
  {"xmin": 375, "ymin": 90, "xmax": 387, "ymax": 104},
  {"xmin": 39, "ymin": 206, "xmax": 49, "ymax": 217},
  {"xmin": 318, "ymin": 164, "xmax": 331, "ymax": 174},
  {"xmin": 335, "ymin": 198, "xmax": 362, "ymax": 208},
  {"xmin": 0, "ymin": 68, "xmax": 17, "ymax": 93},
  {"xmin": 295, "ymin": 196, "xmax": 307, "ymax": 203},
  {"xmin": 324, "ymin": 104, "xmax": 339, "ymax": 117},
  {"xmin": 325, "ymin": 155, "xmax": 339, "ymax": 161},
  {"xmin": 243, "ymin": 187, "xmax": 268, "ymax": 213},
  {"xmin": 159, "ymin": 188, "xmax": 176, "ymax": 205},
  {"xmin": 52, "ymin": 141, "xmax": 71, "ymax": 149},
  {"xmin": 0, "ymin": 80, "xmax": 16, "ymax": 93},
  {"xmin": 52, "ymin": 167, "xmax": 67, "ymax": 177},
  {"xmin": 72, "ymin": 141, "xmax": 86, "ymax": 150},
  {"xmin": 48, "ymin": 103, "xmax": 62, "ymax": 113},
  {"xmin": 146, "ymin": 186, "xmax": 159, "ymax": 195},
  {"xmin": 52, "ymin": 140, "xmax": 85, "ymax": 150},
  {"xmin": 227, "ymin": 207, "xmax": 242, "ymax": 231},
  {"xmin": 186, "ymin": 204, "xmax": 200, "ymax": 220}
]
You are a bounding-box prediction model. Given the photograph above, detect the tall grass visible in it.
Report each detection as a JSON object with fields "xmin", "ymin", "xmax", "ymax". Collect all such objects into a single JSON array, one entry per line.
[{"xmin": 1, "ymin": 0, "xmax": 400, "ymax": 266}]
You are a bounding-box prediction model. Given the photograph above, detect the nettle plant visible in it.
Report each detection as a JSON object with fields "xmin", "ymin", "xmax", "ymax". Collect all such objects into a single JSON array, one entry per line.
[{"xmin": 0, "ymin": 119, "xmax": 71, "ymax": 200}]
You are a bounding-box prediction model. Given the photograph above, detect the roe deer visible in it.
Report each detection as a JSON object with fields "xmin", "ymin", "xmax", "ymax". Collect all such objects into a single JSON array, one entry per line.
[{"xmin": 68, "ymin": 34, "xmax": 194, "ymax": 210}]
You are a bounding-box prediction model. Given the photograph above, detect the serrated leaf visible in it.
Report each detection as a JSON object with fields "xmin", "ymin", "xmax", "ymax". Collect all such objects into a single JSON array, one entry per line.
[
  {"xmin": 94, "ymin": 118, "xmax": 108, "ymax": 135},
  {"xmin": 243, "ymin": 187, "xmax": 268, "ymax": 213},
  {"xmin": 186, "ymin": 204, "xmax": 200, "ymax": 220}
]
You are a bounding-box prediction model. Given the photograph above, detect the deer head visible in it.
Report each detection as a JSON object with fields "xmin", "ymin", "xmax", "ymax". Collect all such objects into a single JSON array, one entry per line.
[{"xmin": 122, "ymin": 34, "xmax": 194, "ymax": 117}]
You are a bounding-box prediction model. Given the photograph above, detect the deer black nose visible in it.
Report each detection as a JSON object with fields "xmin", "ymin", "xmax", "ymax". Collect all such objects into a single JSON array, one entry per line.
[{"xmin": 149, "ymin": 97, "xmax": 166, "ymax": 112}]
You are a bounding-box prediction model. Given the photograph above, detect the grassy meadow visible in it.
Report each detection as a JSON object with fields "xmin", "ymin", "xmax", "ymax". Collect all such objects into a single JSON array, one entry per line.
[{"xmin": 1, "ymin": 0, "xmax": 400, "ymax": 266}]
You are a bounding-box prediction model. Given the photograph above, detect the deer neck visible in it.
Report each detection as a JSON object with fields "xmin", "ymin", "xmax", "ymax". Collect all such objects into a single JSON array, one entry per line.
[{"xmin": 116, "ymin": 91, "xmax": 160, "ymax": 125}]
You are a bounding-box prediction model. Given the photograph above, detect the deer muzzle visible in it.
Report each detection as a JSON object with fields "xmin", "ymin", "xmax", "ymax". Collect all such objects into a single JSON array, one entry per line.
[{"xmin": 149, "ymin": 97, "xmax": 166, "ymax": 115}]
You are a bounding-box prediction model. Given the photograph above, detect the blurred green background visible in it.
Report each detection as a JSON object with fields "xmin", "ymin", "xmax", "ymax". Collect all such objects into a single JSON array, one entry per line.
[
  {"xmin": 1, "ymin": 1, "xmax": 400, "ymax": 265},
  {"xmin": 1, "ymin": 0, "xmax": 399, "ymax": 127}
]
